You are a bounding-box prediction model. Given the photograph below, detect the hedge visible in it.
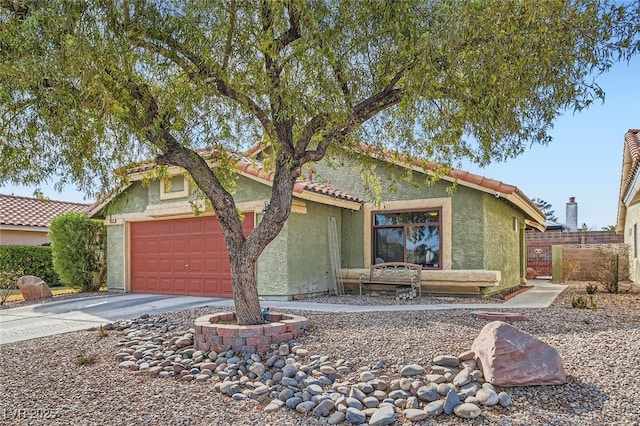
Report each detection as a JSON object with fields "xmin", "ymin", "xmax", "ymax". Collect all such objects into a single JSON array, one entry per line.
[
  {"xmin": 50, "ymin": 212, "xmax": 106, "ymax": 291},
  {"xmin": 0, "ymin": 245, "xmax": 61, "ymax": 286}
]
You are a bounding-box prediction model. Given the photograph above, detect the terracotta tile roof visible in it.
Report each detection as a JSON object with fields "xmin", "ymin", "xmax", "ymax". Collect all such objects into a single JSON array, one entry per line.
[
  {"xmin": 297, "ymin": 181, "xmax": 361, "ymax": 203},
  {"xmin": 620, "ymin": 129, "xmax": 640, "ymax": 201},
  {"xmin": 244, "ymin": 143, "xmax": 542, "ymax": 216},
  {"xmin": 350, "ymin": 144, "xmax": 545, "ymax": 222},
  {"xmin": 234, "ymin": 156, "xmax": 361, "ymax": 203},
  {"xmin": 0, "ymin": 193, "xmax": 91, "ymax": 228},
  {"xmin": 101, "ymin": 144, "xmax": 543, "ymax": 224}
]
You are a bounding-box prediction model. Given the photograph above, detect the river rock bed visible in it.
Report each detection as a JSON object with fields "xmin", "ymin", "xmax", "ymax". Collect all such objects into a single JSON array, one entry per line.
[
  {"xmin": 2, "ymin": 290, "xmax": 640, "ymax": 425},
  {"xmin": 110, "ymin": 315, "xmax": 511, "ymax": 424}
]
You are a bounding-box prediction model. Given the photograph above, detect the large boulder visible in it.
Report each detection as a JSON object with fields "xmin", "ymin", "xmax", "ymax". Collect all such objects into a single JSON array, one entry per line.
[
  {"xmin": 17, "ymin": 275, "xmax": 52, "ymax": 301},
  {"xmin": 526, "ymin": 267, "xmax": 537, "ymax": 279},
  {"xmin": 470, "ymin": 321, "xmax": 566, "ymax": 387}
]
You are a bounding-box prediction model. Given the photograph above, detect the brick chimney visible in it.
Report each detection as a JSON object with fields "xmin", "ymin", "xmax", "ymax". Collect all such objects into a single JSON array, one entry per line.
[{"xmin": 566, "ymin": 197, "xmax": 578, "ymax": 232}]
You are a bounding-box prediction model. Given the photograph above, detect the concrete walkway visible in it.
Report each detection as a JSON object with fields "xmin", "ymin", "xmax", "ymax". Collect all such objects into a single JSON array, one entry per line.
[
  {"xmin": 253, "ymin": 279, "xmax": 567, "ymax": 313},
  {"xmin": 0, "ymin": 279, "xmax": 565, "ymax": 345}
]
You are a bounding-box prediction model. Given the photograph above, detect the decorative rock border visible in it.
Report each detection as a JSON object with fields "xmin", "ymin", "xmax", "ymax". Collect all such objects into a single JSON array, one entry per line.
[{"xmin": 194, "ymin": 311, "xmax": 309, "ymax": 354}]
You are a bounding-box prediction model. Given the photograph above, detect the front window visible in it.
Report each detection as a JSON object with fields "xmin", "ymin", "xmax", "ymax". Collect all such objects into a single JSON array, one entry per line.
[
  {"xmin": 159, "ymin": 175, "xmax": 189, "ymax": 200},
  {"xmin": 372, "ymin": 209, "xmax": 441, "ymax": 269}
]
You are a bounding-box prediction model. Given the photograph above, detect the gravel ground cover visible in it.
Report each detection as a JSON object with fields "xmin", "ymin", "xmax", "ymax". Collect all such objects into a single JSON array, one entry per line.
[
  {"xmin": 0, "ymin": 281, "xmax": 638, "ymax": 426},
  {"xmin": 297, "ymin": 293, "xmax": 504, "ymax": 305}
]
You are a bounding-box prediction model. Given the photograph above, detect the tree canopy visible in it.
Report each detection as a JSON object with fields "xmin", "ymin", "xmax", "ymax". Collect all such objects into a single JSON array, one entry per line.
[
  {"xmin": 532, "ymin": 198, "xmax": 559, "ymax": 223},
  {"xmin": 1, "ymin": 0, "xmax": 638, "ymax": 324}
]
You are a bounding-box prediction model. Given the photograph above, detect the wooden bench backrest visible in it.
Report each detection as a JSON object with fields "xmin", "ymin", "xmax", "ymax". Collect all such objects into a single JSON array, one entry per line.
[{"xmin": 369, "ymin": 262, "xmax": 422, "ymax": 282}]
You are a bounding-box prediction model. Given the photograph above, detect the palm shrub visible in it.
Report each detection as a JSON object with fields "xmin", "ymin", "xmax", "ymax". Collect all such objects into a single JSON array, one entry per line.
[{"xmin": 50, "ymin": 212, "xmax": 106, "ymax": 291}]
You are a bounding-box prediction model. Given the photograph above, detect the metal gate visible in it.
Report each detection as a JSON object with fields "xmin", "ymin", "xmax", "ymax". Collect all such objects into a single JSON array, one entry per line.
[{"xmin": 527, "ymin": 244, "xmax": 552, "ymax": 277}]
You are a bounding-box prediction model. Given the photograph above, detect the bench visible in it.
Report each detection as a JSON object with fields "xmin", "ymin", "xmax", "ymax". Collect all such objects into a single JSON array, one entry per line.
[{"xmin": 359, "ymin": 262, "xmax": 422, "ymax": 299}]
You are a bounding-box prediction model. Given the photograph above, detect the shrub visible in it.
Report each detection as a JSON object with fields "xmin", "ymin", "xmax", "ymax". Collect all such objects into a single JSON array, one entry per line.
[
  {"xmin": 50, "ymin": 212, "xmax": 106, "ymax": 292},
  {"xmin": 585, "ymin": 282, "xmax": 598, "ymax": 295},
  {"xmin": 593, "ymin": 244, "xmax": 628, "ymax": 294},
  {"xmin": 0, "ymin": 245, "xmax": 60, "ymax": 286},
  {"xmin": 0, "ymin": 268, "xmax": 23, "ymax": 305},
  {"xmin": 561, "ymin": 258, "xmax": 580, "ymax": 283}
]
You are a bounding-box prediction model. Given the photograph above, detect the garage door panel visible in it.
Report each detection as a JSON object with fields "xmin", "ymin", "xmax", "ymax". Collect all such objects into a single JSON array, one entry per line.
[
  {"xmin": 188, "ymin": 259, "xmax": 203, "ymax": 273},
  {"xmin": 159, "ymin": 258, "xmax": 176, "ymax": 273},
  {"xmin": 204, "ymin": 259, "xmax": 221, "ymax": 273},
  {"xmin": 188, "ymin": 237, "xmax": 205, "ymax": 252},
  {"xmin": 130, "ymin": 214, "xmax": 253, "ymax": 297},
  {"xmin": 172, "ymin": 277, "xmax": 187, "ymax": 293},
  {"xmin": 158, "ymin": 277, "xmax": 173, "ymax": 292},
  {"xmin": 219, "ymin": 278, "xmax": 233, "ymax": 296},
  {"xmin": 188, "ymin": 278, "xmax": 204, "ymax": 294}
]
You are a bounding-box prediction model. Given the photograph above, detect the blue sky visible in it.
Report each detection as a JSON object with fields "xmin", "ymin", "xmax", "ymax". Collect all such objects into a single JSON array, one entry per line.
[
  {"xmin": 2, "ymin": 58, "xmax": 638, "ymax": 230},
  {"xmin": 462, "ymin": 56, "xmax": 639, "ymax": 230}
]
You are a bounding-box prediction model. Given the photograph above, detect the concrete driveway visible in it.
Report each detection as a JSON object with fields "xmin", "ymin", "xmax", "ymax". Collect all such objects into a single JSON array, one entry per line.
[
  {"xmin": 0, "ymin": 279, "xmax": 565, "ymax": 345},
  {"xmin": 0, "ymin": 293, "xmax": 233, "ymax": 345}
]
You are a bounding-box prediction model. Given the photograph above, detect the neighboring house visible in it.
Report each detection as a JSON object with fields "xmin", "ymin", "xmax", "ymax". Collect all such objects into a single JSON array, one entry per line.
[
  {"xmin": 89, "ymin": 147, "xmax": 545, "ymax": 299},
  {"xmin": 617, "ymin": 128, "xmax": 640, "ymax": 283},
  {"xmin": 0, "ymin": 193, "xmax": 91, "ymax": 246},
  {"xmin": 544, "ymin": 219, "xmax": 565, "ymax": 231}
]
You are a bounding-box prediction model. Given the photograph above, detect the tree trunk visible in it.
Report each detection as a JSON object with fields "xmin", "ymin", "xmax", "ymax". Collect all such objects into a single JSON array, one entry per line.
[
  {"xmin": 157, "ymin": 141, "xmax": 298, "ymax": 326},
  {"xmin": 229, "ymin": 248, "xmax": 263, "ymax": 325},
  {"xmin": 225, "ymin": 159, "xmax": 299, "ymax": 325}
]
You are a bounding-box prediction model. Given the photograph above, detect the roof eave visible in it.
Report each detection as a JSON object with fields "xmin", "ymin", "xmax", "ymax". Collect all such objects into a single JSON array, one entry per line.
[
  {"xmin": 361, "ymin": 151, "xmax": 544, "ymax": 223},
  {"xmin": 524, "ymin": 219, "xmax": 545, "ymax": 232},
  {"xmin": 87, "ymin": 183, "xmax": 132, "ymax": 218},
  {"xmin": 238, "ymin": 170, "xmax": 361, "ymax": 210},
  {"xmin": 0, "ymin": 224, "xmax": 49, "ymax": 232}
]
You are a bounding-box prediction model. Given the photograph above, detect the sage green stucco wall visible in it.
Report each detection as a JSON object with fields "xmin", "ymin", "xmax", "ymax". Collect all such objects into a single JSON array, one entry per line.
[
  {"xmin": 450, "ymin": 187, "xmax": 485, "ymax": 270},
  {"xmin": 257, "ymin": 220, "xmax": 289, "ymax": 296},
  {"xmin": 482, "ymin": 193, "xmax": 524, "ymax": 291},
  {"xmin": 106, "ymin": 182, "xmax": 148, "ymax": 215},
  {"xmin": 257, "ymin": 202, "xmax": 342, "ymax": 298},
  {"xmin": 99, "ymin": 176, "xmax": 273, "ymax": 218},
  {"xmin": 106, "ymin": 224, "xmax": 125, "ymax": 291},
  {"xmin": 311, "ymin": 158, "xmax": 488, "ymax": 271},
  {"xmin": 287, "ymin": 203, "xmax": 341, "ymax": 295},
  {"xmin": 100, "ymin": 155, "xmax": 528, "ymax": 297},
  {"xmin": 341, "ymin": 209, "xmax": 364, "ymax": 268},
  {"xmin": 99, "ymin": 182, "xmax": 146, "ymax": 293},
  {"xmin": 145, "ymin": 176, "xmax": 273, "ymax": 206}
]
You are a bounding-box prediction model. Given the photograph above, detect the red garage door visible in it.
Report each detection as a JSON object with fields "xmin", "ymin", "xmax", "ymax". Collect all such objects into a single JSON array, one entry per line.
[{"xmin": 130, "ymin": 214, "xmax": 254, "ymax": 297}]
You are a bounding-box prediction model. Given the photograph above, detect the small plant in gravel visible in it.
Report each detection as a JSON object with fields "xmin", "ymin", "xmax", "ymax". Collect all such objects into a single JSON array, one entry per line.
[
  {"xmin": 586, "ymin": 283, "xmax": 598, "ymax": 295},
  {"xmin": 0, "ymin": 268, "xmax": 23, "ymax": 305},
  {"xmin": 76, "ymin": 351, "xmax": 99, "ymax": 366},
  {"xmin": 571, "ymin": 296, "xmax": 588, "ymax": 309},
  {"xmin": 97, "ymin": 325, "xmax": 108, "ymax": 339},
  {"xmin": 571, "ymin": 295, "xmax": 597, "ymax": 309}
]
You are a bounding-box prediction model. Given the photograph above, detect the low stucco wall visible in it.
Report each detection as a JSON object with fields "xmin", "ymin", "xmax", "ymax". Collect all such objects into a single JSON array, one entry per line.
[
  {"xmin": 0, "ymin": 230, "xmax": 50, "ymax": 246},
  {"xmin": 338, "ymin": 268, "xmax": 500, "ymax": 295}
]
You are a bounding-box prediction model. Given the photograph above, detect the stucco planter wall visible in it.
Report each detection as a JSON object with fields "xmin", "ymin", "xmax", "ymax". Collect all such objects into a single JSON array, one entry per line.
[{"xmin": 194, "ymin": 311, "xmax": 308, "ymax": 354}]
